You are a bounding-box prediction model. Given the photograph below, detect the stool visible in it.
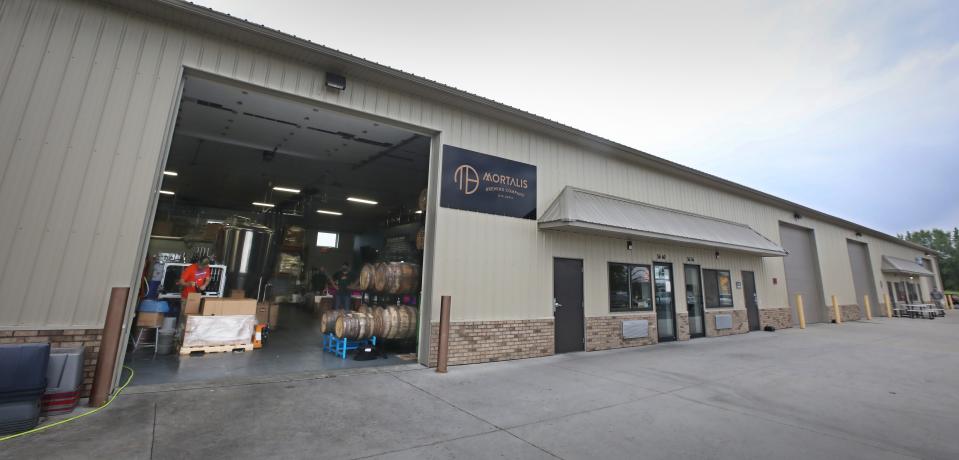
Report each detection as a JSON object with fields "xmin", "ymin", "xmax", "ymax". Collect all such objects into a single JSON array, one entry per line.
[{"xmin": 132, "ymin": 326, "xmax": 160, "ymax": 359}]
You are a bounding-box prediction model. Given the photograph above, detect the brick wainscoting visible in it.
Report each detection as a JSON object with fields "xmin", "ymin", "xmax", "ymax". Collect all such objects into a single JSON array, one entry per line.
[
  {"xmin": 677, "ymin": 312, "xmax": 690, "ymax": 341},
  {"xmin": 759, "ymin": 307, "xmax": 792, "ymax": 330},
  {"xmin": 585, "ymin": 314, "xmax": 657, "ymax": 351},
  {"xmin": 428, "ymin": 319, "xmax": 554, "ymax": 367},
  {"xmin": 0, "ymin": 329, "xmax": 102, "ymax": 397},
  {"xmin": 704, "ymin": 310, "xmax": 748, "ymax": 337},
  {"xmin": 828, "ymin": 304, "xmax": 862, "ymax": 322}
]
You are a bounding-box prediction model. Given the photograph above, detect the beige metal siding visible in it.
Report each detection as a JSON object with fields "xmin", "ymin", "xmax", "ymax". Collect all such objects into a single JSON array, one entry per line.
[{"xmin": 0, "ymin": 0, "xmax": 939, "ymax": 332}]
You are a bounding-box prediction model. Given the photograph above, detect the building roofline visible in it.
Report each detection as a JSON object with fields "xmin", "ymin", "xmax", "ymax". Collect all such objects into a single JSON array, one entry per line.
[{"xmin": 102, "ymin": 0, "xmax": 935, "ymax": 255}]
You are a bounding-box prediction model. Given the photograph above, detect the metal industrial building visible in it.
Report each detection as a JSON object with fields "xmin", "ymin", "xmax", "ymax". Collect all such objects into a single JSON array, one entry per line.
[{"xmin": 0, "ymin": 0, "xmax": 945, "ymax": 393}]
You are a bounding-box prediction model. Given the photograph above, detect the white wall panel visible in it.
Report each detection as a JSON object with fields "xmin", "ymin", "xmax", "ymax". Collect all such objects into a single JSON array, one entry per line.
[{"xmin": 0, "ymin": 0, "xmax": 938, "ymax": 330}]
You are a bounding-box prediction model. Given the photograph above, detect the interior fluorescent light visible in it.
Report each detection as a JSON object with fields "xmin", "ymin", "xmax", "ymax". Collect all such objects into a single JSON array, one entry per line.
[
  {"xmin": 206, "ymin": 220, "xmax": 223, "ymax": 224},
  {"xmin": 159, "ymin": 190, "xmax": 175, "ymax": 195},
  {"xmin": 272, "ymin": 186, "xmax": 300, "ymax": 194},
  {"xmin": 163, "ymin": 171, "xmax": 177, "ymax": 176},
  {"xmin": 415, "ymin": 210, "xmax": 423, "ymax": 214},
  {"xmin": 347, "ymin": 197, "xmax": 378, "ymax": 205},
  {"xmin": 252, "ymin": 202, "xmax": 275, "ymax": 208},
  {"xmin": 316, "ymin": 209, "xmax": 343, "ymax": 216}
]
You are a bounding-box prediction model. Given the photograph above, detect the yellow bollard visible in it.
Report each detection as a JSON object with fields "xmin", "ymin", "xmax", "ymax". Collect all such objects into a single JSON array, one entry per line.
[
  {"xmin": 832, "ymin": 295, "xmax": 842, "ymax": 324},
  {"xmin": 795, "ymin": 294, "xmax": 806, "ymax": 329},
  {"xmin": 864, "ymin": 295, "xmax": 873, "ymax": 320},
  {"xmin": 884, "ymin": 293, "xmax": 892, "ymax": 318},
  {"xmin": 946, "ymin": 294, "xmax": 954, "ymax": 310}
]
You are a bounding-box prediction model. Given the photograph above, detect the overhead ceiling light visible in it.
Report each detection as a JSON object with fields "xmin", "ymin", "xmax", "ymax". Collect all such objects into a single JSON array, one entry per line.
[
  {"xmin": 252, "ymin": 202, "xmax": 275, "ymax": 208},
  {"xmin": 415, "ymin": 210, "xmax": 423, "ymax": 214},
  {"xmin": 316, "ymin": 209, "xmax": 343, "ymax": 216},
  {"xmin": 206, "ymin": 220, "xmax": 223, "ymax": 224},
  {"xmin": 272, "ymin": 186, "xmax": 300, "ymax": 194},
  {"xmin": 347, "ymin": 197, "xmax": 378, "ymax": 205},
  {"xmin": 163, "ymin": 171, "xmax": 178, "ymax": 176},
  {"xmin": 159, "ymin": 190, "xmax": 175, "ymax": 195}
]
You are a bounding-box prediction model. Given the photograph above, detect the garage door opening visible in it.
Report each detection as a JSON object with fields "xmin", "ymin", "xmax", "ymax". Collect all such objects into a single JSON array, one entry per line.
[{"xmin": 125, "ymin": 74, "xmax": 431, "ymax": 386}]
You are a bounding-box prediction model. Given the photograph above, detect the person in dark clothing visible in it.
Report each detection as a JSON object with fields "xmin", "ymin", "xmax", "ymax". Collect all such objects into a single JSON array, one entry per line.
[
  {"xmin": 311, "ymin": 266, "xmax": 332, "ymax": 293},
  {"xmin": 332, "ymin": 263, "xmax": 353, "ymax": 311}
]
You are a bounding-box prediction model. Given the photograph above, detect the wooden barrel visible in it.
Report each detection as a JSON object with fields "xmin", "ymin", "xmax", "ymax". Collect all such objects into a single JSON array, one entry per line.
[
  {"xmin": 417, "ymin": 188, "xmax": 428, "ymax": 211},
  {"xmin": 380, "ymin": 305, "xmax": 417, "ymax": 340},
  {"xmin": 415, "ymin": 228, "xmax": 425, "ymax": 250},
  {"xmin": 371, "ymin": 306, "xmax": 386, "ymax": 337},
  {"xmin": 335, "ymin": 312, "xmax": 374, "ymax": 339},
  {"xmin": 320, "ymin": 310, "xmax": 345, "ymax": 334},
  {"xmin": 373, "ymin": 262, "xmax": 389, "ymax": 293},
  {"xmin": 383, "ymin": 262, "xmax": 420, "ymax": 295},
  {"xmin": 354, "ymin": 304, "xmax": 372, "ymax": 315},
  {"xmin": 358, "ymin": 264, "xmax": 375, "ymax": 291}
]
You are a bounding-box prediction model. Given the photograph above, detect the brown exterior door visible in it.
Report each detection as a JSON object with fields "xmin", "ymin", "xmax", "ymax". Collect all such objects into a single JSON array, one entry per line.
[
  {"xmin": 553, "ymin": 258, "xmax": 584, "ymax": 353},
  {"xmin": 742, "ymin": 271, "xmax": 760, "ymax": 331}
]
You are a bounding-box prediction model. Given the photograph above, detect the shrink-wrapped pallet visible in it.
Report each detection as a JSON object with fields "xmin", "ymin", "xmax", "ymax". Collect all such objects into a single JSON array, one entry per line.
[{"xmin": 181, "ymin": 315, "xmax": 255, "ymax": 348}]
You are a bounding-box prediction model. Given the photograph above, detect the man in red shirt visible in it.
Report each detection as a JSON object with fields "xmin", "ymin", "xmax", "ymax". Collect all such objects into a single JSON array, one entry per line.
[{"xmin": 178, "ymin": 256, "xmax": 212, "ymax": 298}]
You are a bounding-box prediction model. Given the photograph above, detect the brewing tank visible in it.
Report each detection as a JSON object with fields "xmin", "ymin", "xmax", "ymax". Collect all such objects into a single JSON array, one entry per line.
[{"xmin": 214, "ymin": 217, "xmax": 274, "ymax": 300}]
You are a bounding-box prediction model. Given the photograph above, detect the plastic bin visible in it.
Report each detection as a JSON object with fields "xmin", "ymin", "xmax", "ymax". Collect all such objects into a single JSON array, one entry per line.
[
  {"xmin": 0, "ymin": 343, "xmax": 50, "ymax": 401},
  {"xmin": 41, "ymin": 347, "xmax": 85, "ymax": 416},
  {"xmin": 0, "ymin": 399, "xmax": 41, "ymax": 436}
]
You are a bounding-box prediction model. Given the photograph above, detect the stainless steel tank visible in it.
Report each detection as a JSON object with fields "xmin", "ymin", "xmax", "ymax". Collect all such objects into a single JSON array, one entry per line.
[{"xmin": 214, "ymin": 216, "xmax": 274, "ymax": 300}]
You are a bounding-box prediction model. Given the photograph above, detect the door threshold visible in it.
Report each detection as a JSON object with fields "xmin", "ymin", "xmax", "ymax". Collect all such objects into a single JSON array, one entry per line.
[{"xmin": 122, "ymin": 362, "xmax": 424, "ymax": 395}]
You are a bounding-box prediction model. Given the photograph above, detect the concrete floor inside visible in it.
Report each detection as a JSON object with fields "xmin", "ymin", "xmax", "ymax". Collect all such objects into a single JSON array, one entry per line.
[
  {"xmin": 124, "ymin": 303, "xmax": 417, "ymax": 387},
  {"xmin": 5, "ymin": 313, "xmax": 959, "ymax": 459}
]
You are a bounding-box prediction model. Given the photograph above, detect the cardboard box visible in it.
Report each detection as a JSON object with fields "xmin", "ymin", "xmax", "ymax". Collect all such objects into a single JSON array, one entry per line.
[
  {"xmin": 136, "ymin": 312, "xmax": 164, "ymax": 327},
  {"xmin": 183, "ymin": 293, "xmax": 203, "ymax": 316},
  {"xmin": 201, "ymin": 298, "xmax": 257, "ymax": 316},
  {"xmin": 256, "ymin": 302, "xmax": 279, "ymax": 328},
  {"xmin": 229, "ymin": 289, "xmax": 246, "ymax": 299}
]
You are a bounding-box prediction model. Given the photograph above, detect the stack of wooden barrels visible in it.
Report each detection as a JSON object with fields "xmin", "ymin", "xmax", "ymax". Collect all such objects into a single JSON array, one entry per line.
[
  {"xmin": 358, "ymin": 262, "xmax": 420, "ymax": 295},
  {"xmin": 330, "ymin": 304, "xmax": 418, "ymax": 340}
]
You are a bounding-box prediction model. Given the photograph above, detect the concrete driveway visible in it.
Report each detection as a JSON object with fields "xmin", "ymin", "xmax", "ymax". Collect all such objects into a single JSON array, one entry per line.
[{"xmin": 3, "ymin": 315, "xmax": 958, "ymax": 459}]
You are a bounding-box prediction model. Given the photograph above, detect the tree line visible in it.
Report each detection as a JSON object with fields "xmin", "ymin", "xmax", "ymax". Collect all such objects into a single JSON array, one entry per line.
[{"xmin": 899, "ymin": 228, "xmax": 958, "ymax": 291}]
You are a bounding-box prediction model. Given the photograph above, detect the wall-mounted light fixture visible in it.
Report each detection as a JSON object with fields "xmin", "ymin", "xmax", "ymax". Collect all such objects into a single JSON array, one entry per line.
[
  {"xmin": 793, "ymin": 212, "xmax": 802, "ymax": 220},
  {"xmin": 715, "ymin": 251, "xmax": 720, "ymax": 259},
  {"xmin": 326, "ymin": 72, "xmax": 346, "ymax": 91},
  {"xmin": 855, "ymin": 232, "xmax": 862, "ymax": 237},
  {"xmin": 626, "ymin": 240, "xmax": 633, "ymax": 251}
]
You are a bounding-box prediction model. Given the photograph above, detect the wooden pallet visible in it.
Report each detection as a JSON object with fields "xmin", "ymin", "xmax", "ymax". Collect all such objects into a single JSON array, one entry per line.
[{"xmin": 179, "ymin": 343, "xmax": 254, "ymax": 355}]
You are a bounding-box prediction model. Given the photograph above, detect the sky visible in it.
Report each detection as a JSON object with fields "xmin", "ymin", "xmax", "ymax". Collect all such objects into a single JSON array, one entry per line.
[{"xmin": 192, "ymin": 0, "xmax": 959, "ymax": 236}]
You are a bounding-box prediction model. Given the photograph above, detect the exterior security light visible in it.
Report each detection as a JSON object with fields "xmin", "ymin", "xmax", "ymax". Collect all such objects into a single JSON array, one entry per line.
[
  {"xmin": 326, "ymin": 72, "xmax": 346, "ymax": 90},
  {"xmin": 626, "ymin": 240, "xmax": 633, "ymax": 251}
]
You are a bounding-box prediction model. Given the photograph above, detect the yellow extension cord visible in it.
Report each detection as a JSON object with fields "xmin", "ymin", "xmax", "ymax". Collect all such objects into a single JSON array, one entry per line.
[{"xmin": 0, "ymin": 365, "xmax": 135, "ymax": 442}]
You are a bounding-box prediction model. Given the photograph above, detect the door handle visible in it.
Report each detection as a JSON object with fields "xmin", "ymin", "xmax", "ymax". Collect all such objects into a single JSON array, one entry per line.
[{"xmin": 553, "ymin": 298, "xmax": 562, "ymax": 313}]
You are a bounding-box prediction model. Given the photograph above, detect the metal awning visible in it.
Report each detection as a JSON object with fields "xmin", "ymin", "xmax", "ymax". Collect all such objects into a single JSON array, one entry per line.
[
  {"xmin": 538, "ymin": 187, "xmax": 787, "ymax": 257},
  {"xmin": 881, "ymin": 256, "xmax": 934, "ymax": 277}
]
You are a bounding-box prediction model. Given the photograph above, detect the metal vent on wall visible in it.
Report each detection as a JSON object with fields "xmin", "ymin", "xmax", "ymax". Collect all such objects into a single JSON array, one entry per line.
[
  {"xmin": 715, "ymin": 314, "xmax": 733, "ymax": 330},
  {"xmin": 622, "ymin": 320, "xmax": 649, "ymax": 339}
]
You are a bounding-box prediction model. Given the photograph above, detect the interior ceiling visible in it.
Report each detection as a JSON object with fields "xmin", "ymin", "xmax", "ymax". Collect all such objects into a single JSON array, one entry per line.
[{"xmin": 160, "ymin": 75, "xmax": 430, "ymax": 230}]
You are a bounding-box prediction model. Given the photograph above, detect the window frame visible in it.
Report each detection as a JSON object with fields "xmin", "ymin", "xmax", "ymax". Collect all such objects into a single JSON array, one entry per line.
[
  {"xmin": 315, "ymin": 231, "xmax": 339, "ymax": 248},
  {"xmin": 703, "ymin": 268, "xmax": 734, "ymax": 309},
  {"xmin": 607, "ymin": 262, "xmax": 654, "ymax": 313}
]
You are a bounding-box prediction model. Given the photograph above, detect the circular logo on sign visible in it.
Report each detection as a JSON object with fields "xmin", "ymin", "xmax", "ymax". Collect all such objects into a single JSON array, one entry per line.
[{"xmin": 453, "ymin": 164, "xmax": 479, "ymax": 195}]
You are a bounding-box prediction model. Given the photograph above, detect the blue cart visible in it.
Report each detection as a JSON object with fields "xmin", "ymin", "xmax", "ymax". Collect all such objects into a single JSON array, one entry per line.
[{"xmin": 323, "ymin": 333, "xmax": 377, "ymax": 360}]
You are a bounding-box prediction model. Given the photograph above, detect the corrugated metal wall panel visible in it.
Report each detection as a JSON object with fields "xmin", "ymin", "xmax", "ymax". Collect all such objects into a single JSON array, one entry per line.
[{"xmin": 0, "ymin": 0, "xmax": 937, "ymax": 329}]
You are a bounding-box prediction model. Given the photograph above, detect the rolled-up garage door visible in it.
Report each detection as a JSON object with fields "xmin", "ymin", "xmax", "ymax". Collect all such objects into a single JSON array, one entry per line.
[{"xmin": 780, "ymin": 224, "xmax": 825, "ymax": 324}]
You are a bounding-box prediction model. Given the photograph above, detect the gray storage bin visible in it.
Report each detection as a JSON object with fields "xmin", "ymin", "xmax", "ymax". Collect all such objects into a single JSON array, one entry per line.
[
  {"xmin": 0, "ymin": 398, "xmax": 41, "ymax": 435},
  {"xmin": 46, "ymin": 347, "xmax": 85, "ymax": 394},
  {"xmin": 0, "ymin": 343, "xmax": 50, "ymax": 400}
]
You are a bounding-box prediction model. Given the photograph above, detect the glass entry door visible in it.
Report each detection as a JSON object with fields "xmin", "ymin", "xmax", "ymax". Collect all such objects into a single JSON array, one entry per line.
[
  {"xmin": 654, "ymin": 263, "xmax": 676, "ymax": 342},
  {"xmin": 684, "ymin": 265, "xmax": 705, "ymax": 338}
]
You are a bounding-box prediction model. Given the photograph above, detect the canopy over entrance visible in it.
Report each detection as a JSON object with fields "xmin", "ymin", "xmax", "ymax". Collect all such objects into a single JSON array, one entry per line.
[
  {"xmin": 881, "ymin": 256, "xmax": 934, "ymax": 277},
  {"xmin": 538, "ymin": 187, "xmax": 787, "ymax": 257}
]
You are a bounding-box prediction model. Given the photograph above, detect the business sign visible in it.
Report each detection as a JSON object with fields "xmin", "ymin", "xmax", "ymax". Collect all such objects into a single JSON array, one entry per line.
[{"xmin": 440, "ymin": 145, "xmax": 537, "ymax": 219}]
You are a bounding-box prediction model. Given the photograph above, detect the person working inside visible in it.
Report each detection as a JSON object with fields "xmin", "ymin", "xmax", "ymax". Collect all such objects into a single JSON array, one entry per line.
[
  {"xmin": 332, "ymin": 263, "xmax": 354, "ymax": 311},
  {"xmin": 179, "ymin": 256, "xmax": 212, "ymax": 299}
]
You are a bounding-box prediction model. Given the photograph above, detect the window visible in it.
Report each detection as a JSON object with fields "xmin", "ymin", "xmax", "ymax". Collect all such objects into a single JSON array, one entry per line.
[
  {"xmin": 703, "ymin": 269, "xmax": 733, "ymax": 308},
  {"xmin": 609, "ymin": 263, "xmax": 652, "ymax": 312},
  {"xmin": 315, "ymin": 231, "xmax": 339, "ymax": 248}
]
